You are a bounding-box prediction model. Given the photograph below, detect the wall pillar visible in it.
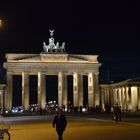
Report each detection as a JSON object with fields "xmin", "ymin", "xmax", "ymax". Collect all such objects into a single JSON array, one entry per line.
[
  {"xmin": 88, "ymin": 72, "xmax": 95, "ymax": 107},
  {"xmin": 73, "ymin": 72, "xmax": 79, "ymax": 107},
  {"xmin": 121, "ymin": 87, "xmax": 125, "ymax": 111},
  {"xmin": 113, "ymin": 88, "xmax": 117, "ymax": 106},
  {"xmin": 124, "ymin": 87, "xmax": 128, "ymax": 110},
  {"xmin": 131, "ymin": 86, "xmax": 138, "ymax": 111},
  {"xmin": 0, "ymin": 90, "xmax": 3, "ymax": 110},
  {"xmin": 62, "ymin": 74, "xmax": 68, "ymax": 109},
  {"xmin": 22, "ymin": 72, "xmax": 29, "ymax": 111},
  {"xmin": 94, "ymin": 73, "xmax": 99, "ymax": 106},
  {"xmin": 128, "ymin": 86, "xmax": 132, "ymax": 110},
  {"xmin": 5, "ymin": 72, "xmax": 13, "ymax": 111},
  {"xmin": 138, "ymin": 87, "xmax": 140, "ymax": 110},
  {"xmin": 58, "ymin": 72, "xmax": 68, "ymax": 109},
  {"xmin": 125, "ymin": 87, "xmax": 129, "ymax": 110},
  {"xmin": 101, "ymin": 89, "xmax": 105, "ymax": 110},
  {"xmin": 58, "ymin": 72, "xmax": 62, "ymax": 107},
  {"xmin": 38, "ymin": 72, "xmax": 46, "ymax": 110},
  {"xmin": 105, "ymin": 89, "xmax": 109, "ymax": 105},
  {"xmin": 78, "ymin": 75, "xmax": 83, "ymax": 107},
  {"xmin": 118, "ymin": 88, "xmax": 122, "ymax": 106}
]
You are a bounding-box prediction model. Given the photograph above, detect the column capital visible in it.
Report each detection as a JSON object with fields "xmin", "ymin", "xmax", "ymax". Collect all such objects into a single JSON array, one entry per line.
[
  {"xmin": 22, "ymin": 71, "xmax": 29, "ymax": 74},
  {"xmin": 22, "ymin": 71, "xmax": 29, "ymax": 76},
  {"xmin": 94, "ymin": 72, "xmax": 99, "ymax": 75},
  {"xmin": 38, "ymin": 71, "xmax": 45, "ymax": 74}
]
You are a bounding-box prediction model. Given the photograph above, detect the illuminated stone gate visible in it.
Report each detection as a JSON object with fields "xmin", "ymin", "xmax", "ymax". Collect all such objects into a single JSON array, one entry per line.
[{"xmin": 3, "ymin": 31, "xmax": 101, "ymax": 111}]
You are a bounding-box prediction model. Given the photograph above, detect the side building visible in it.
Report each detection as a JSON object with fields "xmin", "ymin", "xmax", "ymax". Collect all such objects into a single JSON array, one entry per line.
[{"xmin": 100, "ymin": 77, "xmax": 140, "ymax": 111}]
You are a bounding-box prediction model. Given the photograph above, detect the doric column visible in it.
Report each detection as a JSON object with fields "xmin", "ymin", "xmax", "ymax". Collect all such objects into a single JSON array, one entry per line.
[
  {"xmin": 73, "ymin": 72, "xmax": 79, "ymax": 107},
  {"xmin": 38, "ymin": 72, "xmax": 46, "ymax": 109},
  {"xmin": 106, "ymin": 89, "xmax": 110, "ymax": 105},
  {"xmin": 94, "ymin": 72, "xmax": 99, "ymax": 106},
  {"xmin": 62, "ymin": 74, "xmax": 67, "ymax": 109},
  {"xmin": 0, "ymin": 90, "xmax": 3, "ymax": 110},
  {"xmin": 131, "ymin": 86, "xmax": 138, "ymax": 111},
  {"xmin": 58, "ymin": 72, "xmax": 67, "ymax": 108},
  {"xmin": 128, "ymin": 86, "xmax": 132, "ymax": 110},
  {"xmin": 58, "ymin": 73, "xmax": 62, "ymax": 107},
  {"xmin": 125, "ymin": 87, "xmax": 129, "ymax": 110},
  {"xmin": 138, "ymin": 87, "xmax": 140, "ymax": 110},
  {"xmin": 121, "ymin": 87, "xmax": 125, "ymax": 111},
  {"xmin": 101, "ymin": 89, "xmax": 105, "ymax": 110},
  {"xmin": 118, "ymin": 88, "xmax": 122, "ymax": 106},
  {"xmin": 113, "ymin": 88, "xmax": 118, "ymax": 106},
  {"xmin": 0, "ymin": 89, "xmax": 3, "ymax": 107},
  {"xmin": 5, "ymin": 72, "xmax": 13, "ymax": 111},
  {"xmin": 110, "ymin": 88, "xmax": 114, "ymax": 107},
  {"xmin": 104, "ymin": 89, "xmax": 107, "ymax": 105},
  {"xmin": 78, "ymin": 75, "xmax": 83, "ymax": 107},
  {"xmin": 116, "ymin": 88, "xmax": 119, "ymax": 103},
  {"xmin": 88, "ymin": 72, "xmax": 95, "ymax": 107},
  {"xmin": 22, "ymin": 72, "xmax": 29, "ymax": 111},
  {"xmin": 112, "ymin": 89, "xmax": 115, "ymax": 106},
  {"xmin": 124, "ymin": 87, "xmax": 127, "ymax": 110}
]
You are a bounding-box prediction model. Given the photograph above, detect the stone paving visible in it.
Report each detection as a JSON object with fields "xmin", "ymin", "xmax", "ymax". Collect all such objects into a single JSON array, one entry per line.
[{"xmin": 0, "ymin": 112, "xmax": 140, "ymax": 140}]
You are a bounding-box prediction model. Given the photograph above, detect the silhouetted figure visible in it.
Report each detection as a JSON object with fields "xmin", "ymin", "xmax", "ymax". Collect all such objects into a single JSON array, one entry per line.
[
  {"xmin": 113, "ymin": 103, "xmax": 122, "ymax": 122},
  {"xmin": 79, "ymin": 106, "xmax": 82, "ymax": 113},
  {"xmin": 53, "ymin": 110, "xmax": 67, "ymax": 140}
]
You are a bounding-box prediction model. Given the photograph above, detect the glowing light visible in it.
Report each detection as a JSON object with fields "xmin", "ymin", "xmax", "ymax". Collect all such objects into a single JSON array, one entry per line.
[
  {"xmin": 0, "ymin": 19, "xmax": 2, "ymax": 27},
  {"xmin": 82, "ymin": 108, "xmax": 86, "ymax": 112},
  {"xmin": 5, "ymin": 110, "xmax": 8, "ymax": 114}
]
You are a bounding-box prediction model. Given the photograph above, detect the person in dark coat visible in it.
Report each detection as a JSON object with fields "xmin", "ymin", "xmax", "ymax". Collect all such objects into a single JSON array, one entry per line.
[
  {"xmin": 53, "ymin": 110, "xmax": 67, "ymax": 140},
  {"xmin": 113, "ymin": 103, "xmax": 122, "ymax": 121}
]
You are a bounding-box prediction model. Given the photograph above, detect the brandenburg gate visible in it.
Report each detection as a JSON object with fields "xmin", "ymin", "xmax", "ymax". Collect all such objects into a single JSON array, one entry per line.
[{"xmin": 3, "ymin": 30, "xmax": 101, "ymax": 111}]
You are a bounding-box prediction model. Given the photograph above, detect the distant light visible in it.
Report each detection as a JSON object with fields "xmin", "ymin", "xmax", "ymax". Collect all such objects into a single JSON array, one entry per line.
[
  {"xmin": 0, "ymin": 19, "xmax": 2, "ymax": 27},
  {"xmin": 5, "ymin": 110, "xmax": 8, "ymax": 114},
  {"xmin": 82, "ymin": 108, "xmax": 86, "ymax": 112}
]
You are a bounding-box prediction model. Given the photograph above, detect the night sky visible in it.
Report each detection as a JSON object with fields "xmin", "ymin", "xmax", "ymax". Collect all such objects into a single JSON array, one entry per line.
[{"xmin": 0, "ymin": 1, "xmax": 138, "ymax": 83}]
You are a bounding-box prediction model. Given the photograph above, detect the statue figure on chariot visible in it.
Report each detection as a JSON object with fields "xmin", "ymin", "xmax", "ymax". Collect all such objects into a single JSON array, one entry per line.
[{"xmin": 43, "ymin": 30, "xmax": 65, "ymax": 53}]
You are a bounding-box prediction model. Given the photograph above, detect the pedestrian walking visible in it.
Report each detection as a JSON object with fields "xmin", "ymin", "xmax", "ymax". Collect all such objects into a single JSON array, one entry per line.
[
  {"xmin": 53, "ymin": 110, "xmax": 67, "ymax": 140},
  {"xmin": 113, "ymin": 103, "xmax": 122, "ymax": 122}
]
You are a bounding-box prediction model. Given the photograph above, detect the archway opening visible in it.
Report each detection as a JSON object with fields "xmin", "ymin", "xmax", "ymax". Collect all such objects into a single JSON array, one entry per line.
[
  {"xmin": 46, "ymin": 75, "xmax": 58, "ymax": 104},
  {"xmin": 13, "ymin": 75, "xmax": 22, "ymax": 107},
  {"xmin": 83, "ymin": 75, "xmax": 88, "ymax": 107},
  {"xmin": 67, "ymin": 75, "xmax": 73, "ymax": 107},
  {"xmin": 29, "ymin": 75, "xmax": 37, "ymax": 105}
]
